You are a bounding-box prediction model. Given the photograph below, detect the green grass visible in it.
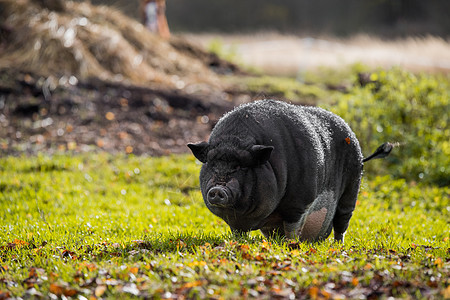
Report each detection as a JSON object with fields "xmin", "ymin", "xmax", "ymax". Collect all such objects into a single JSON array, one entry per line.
[
  {"xmin": 228, "ymin": 75, "xmax": 330, "ymax": 105},
  {"xmin": 1, "ymin": 154, "xmax": 449, "ymax": 299}
]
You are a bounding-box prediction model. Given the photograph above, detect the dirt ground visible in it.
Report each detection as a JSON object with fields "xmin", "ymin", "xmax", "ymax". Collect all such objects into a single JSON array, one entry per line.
[{"xmin": 0, "ymin": 67, "xmax": 255, "ymax": 156}]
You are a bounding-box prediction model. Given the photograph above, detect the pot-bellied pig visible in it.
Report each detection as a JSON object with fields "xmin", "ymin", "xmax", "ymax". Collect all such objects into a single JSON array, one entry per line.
[{"xmin": 188, "ymin": 100, "xmax": 392, "ymax": 242}]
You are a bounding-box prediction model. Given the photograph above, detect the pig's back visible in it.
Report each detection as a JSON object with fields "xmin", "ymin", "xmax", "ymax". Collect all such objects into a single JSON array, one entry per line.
[
  {"xmin": 211, "ymin": 99, "xmax": 363, "ymax": 182},
  {"xmin": 213, "ymin": 100, "xmax": 356, "ymax": 152}
]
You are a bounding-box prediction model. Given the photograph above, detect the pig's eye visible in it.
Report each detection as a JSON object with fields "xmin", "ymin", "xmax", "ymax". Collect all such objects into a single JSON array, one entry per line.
[
  {"xmin": 232, "ymin": 165, "xmax": 247, "ymax": 172},
  {"xmin": 231, "ymin": 165, "xmax": 241, "ymax": 172}
]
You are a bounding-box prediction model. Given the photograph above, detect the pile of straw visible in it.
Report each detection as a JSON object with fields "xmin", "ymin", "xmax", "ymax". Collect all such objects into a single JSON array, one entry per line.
[{"xmin": 0, "ymin": 0, "xmax": 221, "ymax": 87}]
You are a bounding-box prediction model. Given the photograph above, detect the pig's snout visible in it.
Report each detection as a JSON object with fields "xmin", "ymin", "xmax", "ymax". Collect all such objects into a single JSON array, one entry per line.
[{"xmin": 207, "ymin": 186, "xmax": 229, "ymax": 207}]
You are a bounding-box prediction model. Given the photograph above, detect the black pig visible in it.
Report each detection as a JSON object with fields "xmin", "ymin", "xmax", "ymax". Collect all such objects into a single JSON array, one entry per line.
[{"xmin": 188, "ymin": 100, "xmax": 392, "ymax": 242}]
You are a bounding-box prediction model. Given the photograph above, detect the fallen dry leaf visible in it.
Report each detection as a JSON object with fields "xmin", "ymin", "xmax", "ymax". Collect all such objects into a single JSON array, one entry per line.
[
  {"xmin": 125, "ymin": 146, "xmax": 133, "ymax": 154},
  {"xmin": 308, "ymin": 286, "xmax": 319, "ymax": 299},
  {"xmin": 95, "ymin": 285, "xmax": 107, "ymax": 297},
  {"xmin": 241, "ymin": 252, "xmax": 253, "ymax": 260},
  {"xmin": 442, "ymin": 285, "xmax": 450, "ymax": 298},
  {"xmin": 0, "ymin": 291, "xmax": 11, "ymax": 299},
  {"xmin": 105, "ymin": 112, "xmax": 115, "ymax": 121},
  {"xmin": 49, "ymin": 283, "xmax": 77, "ymax": 297},
  {"xmin": 180, "ymin": 280, "xmax": 204, "ymax": 289}
]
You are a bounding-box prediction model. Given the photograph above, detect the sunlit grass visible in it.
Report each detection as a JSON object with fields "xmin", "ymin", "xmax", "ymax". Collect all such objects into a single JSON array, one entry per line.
[{"xmin": 0, "ymin": 154, "xmax": 448, "ymax": 298}]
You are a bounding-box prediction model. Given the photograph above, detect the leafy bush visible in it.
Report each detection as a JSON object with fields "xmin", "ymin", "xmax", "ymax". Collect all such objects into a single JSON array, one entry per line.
[{"xmin": 325, "ymin": 68, "xmax": 449, "ymax": 186}]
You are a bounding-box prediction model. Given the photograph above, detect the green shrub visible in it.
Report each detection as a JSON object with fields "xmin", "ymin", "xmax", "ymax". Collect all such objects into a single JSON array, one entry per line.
[{"xmin": 325, "ymin": 68, "xmax": 449, "ymax": 186}]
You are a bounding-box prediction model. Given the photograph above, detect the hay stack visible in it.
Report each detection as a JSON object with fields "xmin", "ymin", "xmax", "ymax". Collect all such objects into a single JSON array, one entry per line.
[{"xmin": 0, "ymin": 0, "xmax": 222, "ymax": 87}]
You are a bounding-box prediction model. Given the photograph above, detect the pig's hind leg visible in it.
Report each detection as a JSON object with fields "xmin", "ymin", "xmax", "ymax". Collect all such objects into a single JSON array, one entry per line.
[
  {"xmin": 332, "ymin": 175, "xmax": 361, "ymax": 243},
  {"xmin": 284, "ymin": 191, "xmax": 337, "ymax": 242}
]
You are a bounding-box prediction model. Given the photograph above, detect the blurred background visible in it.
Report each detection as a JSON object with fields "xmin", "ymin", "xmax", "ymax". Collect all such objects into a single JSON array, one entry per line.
[
  {"xmin": 0, "ymin": 0, "xmax": 449, "ymax": 185},
  {"xmin": 86, "ymin": 0, "xmax": 450, "ymax": 37},
  {"xmin": 78, "ymin": 0, "xmax": 450, "ymax": 75}
]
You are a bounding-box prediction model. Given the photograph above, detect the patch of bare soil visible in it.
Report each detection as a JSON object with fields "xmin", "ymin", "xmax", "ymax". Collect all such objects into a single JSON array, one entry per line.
[
  {"xmin": 0, "ymin": 0, "xmax": 251, "ymax": 156},
  {"xmin": 0, "ymin": 68, "xmax": 253, "ymax": 156}
]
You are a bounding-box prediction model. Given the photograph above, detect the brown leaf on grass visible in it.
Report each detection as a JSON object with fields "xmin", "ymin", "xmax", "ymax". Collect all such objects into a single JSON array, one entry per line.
[
  {"xmin": 271, "ymin": 287, "xmax": 295, "ymax": 299},
  {"xmin": 427, "ymin": 279, "xmax": 438, "ymax": 288},
  {"xmin": 260, "ymin": 241, "xmax": 271, "ymax": 252},
  {"xmin": 392, "ymin": 280, "xmax": 409, "ymax": 288},
  {"xmin": 61, "ymin": 249, "xmax": 78, "ymax": 260},
  {"xmin": 328, "ymin": 248, "xmax": 338, "ymax": 255},
  {"xmin": 49, "ymin": 283, "xmax": 78, "ymax": 297},
  {"xmin": 13, "ymin": 239, "xmax": 29, "ymax": 246},
  {"xmin": 273, "ymin": 261, "xmax": 292, "ymax": 271},
  {"xmin": 33, "ymin": 244, "xmax": 47, "ymax": 255},
  {"xmin": 254, "ymin": 254, "xmax": 266, "ymax": 261},
  {"xmin": 442, "ymin": 285, "xmax": 450, "ymax": 298},
  {"xmin": 1, "ymin": 239, "xmax": 29, "ymax": 251},
  {"xmin": 49, "ymin": 272, "xmax": 59, "ymax": 282},
  {"xmin": 28, "ymin": 267, "xmax": 45, "ymax": 278},
  {"xmin": 307, "ymin": 286, "xmax": 332, "ymax": 300},
  {"xmin": 241, "ymin": 286, "xmax": 249, "ymax": 298},
  {"xmin": 0, "ymin": 291, "xmax": 11, "ymax": 300},
  {"xmin": 176, "ymin": 239, "xmax": 186, "ymax": 249},
  {"xmin": 183, "ymin": 280, "xmax": 204, "ymax": 288},
  {"xmin": 95, "ymin": 285, "xmax": 107, "ymax": 297},
  {"xmin": 176, "ymin": 280, "xmax": 206, "ymax": 294},
  {"xmin": 307, "ymin": 248, "xmax": 317, "ymax": 255},
  {"xmin": 307, "ymin": 286, "xmax": 319, "ymax": 299},
  {"xmin": 23, "ymin": 267, "xmax": 45, "ymax": 288},
  {"xmin": 78, "ymin": 262, "xmax": 97, "ymax": 272},
  {"xmin": 434, "ymin": 257, "xmax": 443, "ymax": 268},
  {"xmin": 241, "ymin": 252, "xmax": 253, "ymax": 260},
  {"xmin": 287, "ymin": 241, "xmax": 301, "ymax": 250},
  {"xmin": 238, "ymin": 244, "xmax": 250, "ymax": 252}
]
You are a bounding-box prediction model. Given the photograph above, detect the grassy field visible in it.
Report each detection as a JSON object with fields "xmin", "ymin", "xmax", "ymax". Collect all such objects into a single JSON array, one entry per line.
[
  {"xmin": 191, "ymin": 34, "xmax": 450, "ymax": 76},
  {"xmin": 0, "ymin": 153, "xmax": 449, "ymax": 299}
]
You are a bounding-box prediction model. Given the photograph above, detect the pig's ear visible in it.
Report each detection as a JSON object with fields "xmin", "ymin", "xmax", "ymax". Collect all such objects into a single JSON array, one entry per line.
[
  {"xmin": 250, "ymin": 145, "xmax": 273, "ymax": 165},
  {"xmin": 187, "ymin": 142, "xmax": 209, "ymax": 163}
]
